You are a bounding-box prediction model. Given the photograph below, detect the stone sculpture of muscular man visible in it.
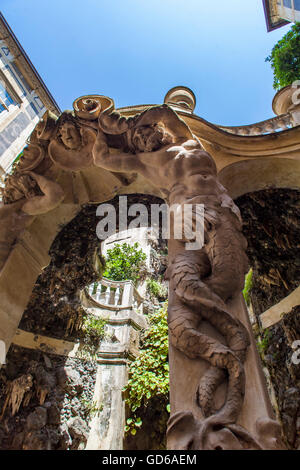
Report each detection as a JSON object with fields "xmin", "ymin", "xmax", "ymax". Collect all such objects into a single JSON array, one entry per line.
[{"xmin": 91, "ymin": 103, "xmax": 283, "ymax": 450}]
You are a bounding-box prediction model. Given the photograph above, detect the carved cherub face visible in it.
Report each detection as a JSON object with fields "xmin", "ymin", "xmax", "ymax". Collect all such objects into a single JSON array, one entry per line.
[
  {"xmin": 132, "ymin": 124, "xmax": 173, "ymax": 152},
  {"xmin": 58, "ymin": 121, "xmax": 82, "ymax": 150}
]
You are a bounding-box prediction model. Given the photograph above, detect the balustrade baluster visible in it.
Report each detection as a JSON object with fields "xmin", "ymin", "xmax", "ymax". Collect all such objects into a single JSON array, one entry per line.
[
  {"xmin": 105, "ymin": 285, "xmax": 111, "ymax": 305},
  {"xmin": 115, "ymin": 286, "xmax": 120, "ymax": 306},
  {"xmin": 96, "ymin": 282, "xmax": 102, "ymax": 302}
]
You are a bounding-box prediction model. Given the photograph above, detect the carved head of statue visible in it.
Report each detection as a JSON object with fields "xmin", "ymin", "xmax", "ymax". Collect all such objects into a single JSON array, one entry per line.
[
  {"xmin": 48, "ymin": 110, "xmax": 96, "ymax": 171},
  {"xmin": 131, "ymin": 124, "xmax": 173, "ymax": 153},
  {"xmin": 16, "ymin": 142, "xmax": 46, "ymax": 173},
  {"xmin": 2, "ymin": 173, "xmax": 38, "ymax": 204},
  {"xmin": 56, "ymin": 112, "xmax": 82, "ymax": 150}
]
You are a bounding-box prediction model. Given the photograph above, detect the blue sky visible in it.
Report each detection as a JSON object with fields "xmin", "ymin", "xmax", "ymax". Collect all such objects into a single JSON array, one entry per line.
[{"xmin": 1, "ymin": 0, "xmax": 291, "ymax": 126}]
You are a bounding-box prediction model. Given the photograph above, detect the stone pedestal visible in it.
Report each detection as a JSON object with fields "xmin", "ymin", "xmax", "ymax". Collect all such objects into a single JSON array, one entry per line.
[
  {"xmin": 167, "ymin": 290, "xmax": 284, "ymax": 449},
  {"xmin": 86, "ymin": 362, "xmax": 128, "ymax": 450}
]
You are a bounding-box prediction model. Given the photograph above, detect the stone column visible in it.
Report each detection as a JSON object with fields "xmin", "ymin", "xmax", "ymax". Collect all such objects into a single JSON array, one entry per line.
[
  {"xmin": 167, "ymin": 289, "xmax": 280, "ymax": 449},
  {"xmin": 85, "ymin": 307, "xmax": 147, "ymax": 450}
]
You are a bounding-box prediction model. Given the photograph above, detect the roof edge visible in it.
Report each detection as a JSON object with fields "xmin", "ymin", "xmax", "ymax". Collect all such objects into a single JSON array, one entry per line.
[{"xmin": 0, "ymin": 11, "xmax": 61, "ymax": 115}]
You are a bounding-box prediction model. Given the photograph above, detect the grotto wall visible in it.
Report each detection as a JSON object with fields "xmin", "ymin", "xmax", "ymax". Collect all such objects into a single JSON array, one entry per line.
[
  {"xmin": 0, "ymin": 195, "xmax": 166, "ymax": 450},
  {"xmin": 236, "ymin": 188, "xmax": 300, "ymax": 449}
]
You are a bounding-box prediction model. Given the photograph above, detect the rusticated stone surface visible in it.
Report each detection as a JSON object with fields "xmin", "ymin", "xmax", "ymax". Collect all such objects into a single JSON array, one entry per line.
[
  {"xmin": 0, "ymin": 346, "xmax": 97, "ymax": 450},
  {"xmin": 236, "ymin": 189, "xmax": 300, "ymax": 449}
]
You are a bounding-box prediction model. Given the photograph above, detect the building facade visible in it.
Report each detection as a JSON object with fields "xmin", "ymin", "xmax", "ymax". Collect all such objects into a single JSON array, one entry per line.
[
  {"xmin": 0, "ymin": 12, "xmax": 60, "ymax": 177},
  {"xmin": 263, "ymin": 0, "xmax": 300, "ymax": 31}
]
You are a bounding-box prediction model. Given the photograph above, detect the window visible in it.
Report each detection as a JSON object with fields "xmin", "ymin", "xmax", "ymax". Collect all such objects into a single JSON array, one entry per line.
[
  {"xmin": 30, "ymin": 102, "xmax": 39, "ymax": 115},
  {"xmin": 33, "ymin": 96, "xmax": 44, "ymax": 110},
  {"xmin": 11, "ymin": 62, "xmax": 33, "ymax": 93},
  {"xmin": 283, "ymin": 0, "xmax": 292, "ymax": 7},
  {"xmin": 0, "ymin": 72, "xmax": 17, "ymax": 113},
  {"xmin": 294, "ymin": 0, "xmax": 300, "ymax": 10},
  {"xmin": 5, "ymin": 64, "xmax": 27, "ymax": 97}
]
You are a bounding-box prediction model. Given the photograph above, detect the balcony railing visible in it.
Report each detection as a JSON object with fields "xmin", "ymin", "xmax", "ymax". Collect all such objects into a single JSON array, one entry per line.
[
  {"xmin": 219, "ymin": 112, "xmax": 297, "ymax": 136},
  {"xmin": 87, "ymin": 278, "xmax": 143, "ymax": 311}
]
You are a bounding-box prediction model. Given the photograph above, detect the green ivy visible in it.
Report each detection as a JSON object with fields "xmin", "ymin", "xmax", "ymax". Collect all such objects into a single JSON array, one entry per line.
[
  {"xmin": 103, "ymin": 242, "xmax": 147, "ymax": 285},
  {"xmin": 123, "ymin": 303, "xmax": 169, "ymax": 435},
  {"xmin": 266, "ymin": 22, "xmax": 300, "ymax": 90},
  {"xmin": 80, "ymin": 398, "xmax": 103, "ymax": 418},
  {"xmin": 243, "ymin": 269, "xmax": 253, "ymax": 307}
]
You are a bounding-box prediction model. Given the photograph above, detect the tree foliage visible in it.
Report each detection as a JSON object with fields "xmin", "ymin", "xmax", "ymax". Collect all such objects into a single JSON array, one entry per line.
[
  {"xmin": 103, "ymin": 242, "xmax": 147, "ymax": 285},
  {"xmin": 266, "ymin": 23, "xmax": 300, "ymax": 90}
]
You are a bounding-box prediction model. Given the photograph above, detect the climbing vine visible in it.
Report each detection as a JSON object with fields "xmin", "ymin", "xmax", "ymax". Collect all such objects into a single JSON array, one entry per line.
[{"xmin": 124, "ymin": 303, "xmax": 169, "ymax": 439}]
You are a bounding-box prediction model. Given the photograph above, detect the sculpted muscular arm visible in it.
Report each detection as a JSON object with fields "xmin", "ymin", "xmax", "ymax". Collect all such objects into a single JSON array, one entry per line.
[
  {"xmin": 92, "ymin": 127, "xmax": 146, "ymax": 173},
  {"xmin": 134, "ymin": 104, "xmax": 193, "ymax": 141}
]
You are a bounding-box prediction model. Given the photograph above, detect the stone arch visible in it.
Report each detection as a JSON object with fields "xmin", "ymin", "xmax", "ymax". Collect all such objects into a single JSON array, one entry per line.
[
  {"xmin": 218, "ymin": 157, "xmax": 300, "ymax": 199},
  {"xmin": 0, "ymin": 179, "xmax": 166, "ymax": 355}
]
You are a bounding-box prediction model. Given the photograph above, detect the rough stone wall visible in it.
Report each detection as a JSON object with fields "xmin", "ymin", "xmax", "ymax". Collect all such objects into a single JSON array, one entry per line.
[
  {"xmin": 0, "ymin": 194, "xmax": 167, "ymax": 450},
  {"xmin": 262, "ymin": 307, "xmax": 300, "ymax": 448},
  {"xmin": 0, "ymin": 346, "xmax": 96, "ymax": 450},
  {"xmin": 236, "ymin": 188, "xmax": 300, "ymax": 449}
]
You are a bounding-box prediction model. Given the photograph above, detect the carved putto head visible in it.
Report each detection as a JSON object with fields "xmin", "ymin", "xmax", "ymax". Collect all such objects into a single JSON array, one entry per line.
[
  {"xmin": 1, "ymin": 173, "xmax": 38, "ymax": 204},
  {"xmin": 48, "ymin": 110, "xmax": 96, "ymax": 171},
  {"xmin": 130, "ymin": 123, "xmax": 173, "ymax": 153},
  {"xmin": 56, "ymin": 112, "xmax": 82, "ymax": 150}
]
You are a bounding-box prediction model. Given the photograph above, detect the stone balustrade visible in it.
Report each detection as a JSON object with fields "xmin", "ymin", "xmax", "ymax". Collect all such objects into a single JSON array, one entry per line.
[
  {"xmin": 219, "ymin": 111, "xmax": 298, "ymax": 136},
  {"xmin": 87, "ymin": 278, "xmax": 143, "ymax": 312}
]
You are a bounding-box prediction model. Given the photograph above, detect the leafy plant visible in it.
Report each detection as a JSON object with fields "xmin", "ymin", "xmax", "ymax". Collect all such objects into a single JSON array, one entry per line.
[
  {"xmin": 123, "ymin": 303, "xmax": 169, "ymax": 435},
  {"xmin": 103, "ymin": 242, "xmax": 147, "ymax": 285},
  {"xmin": 79, "ymin": 314, "xmax": 107, "ymax": 357},
  {"xmin": 146, "ymin": 279, "xmax": 168, "ymax": 301},
  {"xmin": 124, "ymin": 416, "xmax": 143, "ymax": 436},
  {"xmin": 82, "ymin": 315, "xmax": 106, "ymax": 339},
  {"xmin": 266, "ymin": 22, "xmax": 300, "ymax": 90},
  {"xmin": 257, "ymin": 329, "xmax": 271, "ymax": 355},
  {"xmin": 243, "ymin": 269, "xmax": 253, "ymax": 307},
  {"xmin": 81, "ymin": 398, "xmax": 103, "ymax": 417}
]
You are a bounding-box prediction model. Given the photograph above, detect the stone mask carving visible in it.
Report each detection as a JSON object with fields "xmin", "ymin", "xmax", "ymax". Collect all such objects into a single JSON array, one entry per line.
[
  {"xmin": 58, "ymin": 121, "xmax": 82, "ymax": 150},
  {"xmin": 48, "ymin": 111, "xmax": 96, "ymax": 171}
]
